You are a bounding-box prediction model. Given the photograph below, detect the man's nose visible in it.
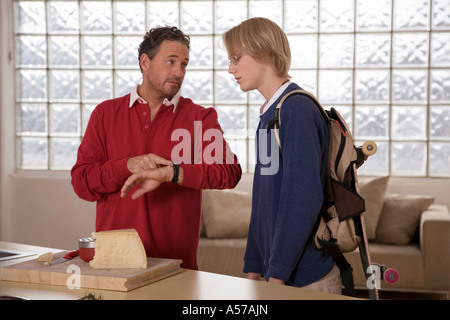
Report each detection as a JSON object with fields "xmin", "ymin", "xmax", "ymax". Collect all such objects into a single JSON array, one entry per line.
[{"xmin": 173, "ymin": 64, "xmax": 185, "ymax": 77}]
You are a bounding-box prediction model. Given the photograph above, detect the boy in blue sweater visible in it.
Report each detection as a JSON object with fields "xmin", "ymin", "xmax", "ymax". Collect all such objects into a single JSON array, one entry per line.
[{"xmin": 223, "ymin": 18, "xmax": 342, "ymax": 294}]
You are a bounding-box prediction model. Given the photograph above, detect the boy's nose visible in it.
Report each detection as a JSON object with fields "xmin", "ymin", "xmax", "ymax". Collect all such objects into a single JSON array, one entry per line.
[{"xmin": 228, "ymin": 64, "xmax": 235, "ymax": 74}]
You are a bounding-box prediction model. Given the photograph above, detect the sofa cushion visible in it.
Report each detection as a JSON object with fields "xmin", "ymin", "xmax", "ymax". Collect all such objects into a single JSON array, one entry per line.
[
  {"xmin": 358, "ymin": 176, "xmax": 390, "ymax": 240},
  {"xmin": 374, "ymin": 193, "xmax": 435, "ymax": 245},
  {"xmin": 201, "ymin": 189, "xmax": 251, "ymax": 239}
]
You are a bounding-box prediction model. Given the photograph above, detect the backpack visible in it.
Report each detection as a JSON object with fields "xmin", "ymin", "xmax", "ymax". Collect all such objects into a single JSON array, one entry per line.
[{"xmin": 266, "ymin": 89, "xmax": 378, "ymax": 299}]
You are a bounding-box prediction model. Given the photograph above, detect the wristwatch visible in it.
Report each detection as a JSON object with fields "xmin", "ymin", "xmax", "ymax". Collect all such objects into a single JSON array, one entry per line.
[{"xmin": 169, "ymin": 162, "xmax": 179, "ymax": 183}]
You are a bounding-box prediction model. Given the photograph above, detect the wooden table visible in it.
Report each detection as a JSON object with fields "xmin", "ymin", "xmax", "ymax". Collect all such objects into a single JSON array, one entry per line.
[{"xmin": 0, "ymin": 241, "xmax": 357, "ymax": 301}]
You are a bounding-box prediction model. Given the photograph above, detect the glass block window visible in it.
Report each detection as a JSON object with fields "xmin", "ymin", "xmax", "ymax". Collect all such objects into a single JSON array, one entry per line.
[{"xmin": 13, "ymin": 0, "xmax": 450, "ymax": 177}]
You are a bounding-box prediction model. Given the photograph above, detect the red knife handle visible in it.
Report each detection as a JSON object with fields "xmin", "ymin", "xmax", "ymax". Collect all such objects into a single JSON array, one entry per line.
[{"xmin": 63, "ymin": 250, "xmax": 79, "ymax": 260}]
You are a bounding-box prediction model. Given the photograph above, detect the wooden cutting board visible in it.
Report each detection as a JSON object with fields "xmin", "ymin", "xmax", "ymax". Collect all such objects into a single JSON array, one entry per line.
[{"xmin": 0, "ymin": 251, "xmax": 182, "ymax": 292}]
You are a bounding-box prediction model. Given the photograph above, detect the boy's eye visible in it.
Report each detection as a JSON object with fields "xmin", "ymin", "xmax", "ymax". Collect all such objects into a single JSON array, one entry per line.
[{"xmin": 229, "ymin": 53, "xmax": 243, "ymax": 65}]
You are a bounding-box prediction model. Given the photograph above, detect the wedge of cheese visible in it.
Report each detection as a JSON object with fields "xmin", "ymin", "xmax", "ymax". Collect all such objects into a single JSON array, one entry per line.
[
  {"xmin": 38, "ymin": 252, "xmax": 53, "ymax": 263},
  {"xmin": 89, "ymin": 229, "xmax": 147, "ymax": 269}
]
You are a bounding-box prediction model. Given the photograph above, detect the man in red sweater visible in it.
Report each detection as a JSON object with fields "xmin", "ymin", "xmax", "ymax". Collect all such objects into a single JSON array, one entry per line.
[{"xmin": 71, "ymin": 26, "xmax": 242, "ymax": 269}]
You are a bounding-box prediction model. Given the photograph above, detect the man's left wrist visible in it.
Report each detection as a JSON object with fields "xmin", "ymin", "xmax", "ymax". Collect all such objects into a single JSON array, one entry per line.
[{"xmin": 169, "ymin": 162, "xmax": 179, "ymax": 183}]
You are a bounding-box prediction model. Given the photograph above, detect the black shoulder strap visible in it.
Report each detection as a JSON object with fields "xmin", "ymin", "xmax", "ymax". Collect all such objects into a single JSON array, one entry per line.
[
  {"xmin": 265, "ymin": 89, "xmax": 332, "ymax": 153},
  {"xmin": 266, "ymin": 89, "xmax": 331, "ymax": 132},
  {"xmin": 266, "ymin": 109, "xmax": 280, "ymax": 132}
]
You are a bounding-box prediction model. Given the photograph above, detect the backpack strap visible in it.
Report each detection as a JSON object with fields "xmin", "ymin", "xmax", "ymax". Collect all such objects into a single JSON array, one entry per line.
[
  {"xmin": 318, "ymin": 239, "xmax": 355, "ymax": 297},
  {"xmin": 266, "ymin": 108, "xmax": 281, "ymax": 148},
  {"xmin": 266, "ymin": 89, "xmax": 330, "ymax": 150},
  {"xmin": 276, "ymin": 90, "xmax": 330, "ymax": 125},
  {"xmin": 266, "ymin": 89, "xmax": 334, "ymax": 209}
]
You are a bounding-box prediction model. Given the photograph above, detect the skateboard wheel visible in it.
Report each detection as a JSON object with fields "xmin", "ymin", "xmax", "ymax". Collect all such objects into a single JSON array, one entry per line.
[
  {"xmin": 384, "ymin": 268, "xmax": 399, "ymax": 283},
  {"xmin": 362, "ymin": 141, "xmax": 377, "ymax": 156}
]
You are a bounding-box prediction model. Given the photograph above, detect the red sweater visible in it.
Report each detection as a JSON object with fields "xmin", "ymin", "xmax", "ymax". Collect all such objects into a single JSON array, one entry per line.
[{"xmin": 71, "ymin": 94, "xmax": 242, "ymax": 269}]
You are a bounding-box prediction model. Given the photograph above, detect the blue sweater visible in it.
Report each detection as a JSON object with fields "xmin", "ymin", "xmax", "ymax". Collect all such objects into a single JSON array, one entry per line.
[{"xmin": 243, "ymin": 83, "xmax": 334, "ymax": 287}]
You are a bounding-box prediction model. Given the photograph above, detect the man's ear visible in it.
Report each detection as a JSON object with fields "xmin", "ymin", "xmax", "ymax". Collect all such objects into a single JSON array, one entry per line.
[{"xmin": 139, "ymin": 53, "xmax": 150, "ymax": 72}]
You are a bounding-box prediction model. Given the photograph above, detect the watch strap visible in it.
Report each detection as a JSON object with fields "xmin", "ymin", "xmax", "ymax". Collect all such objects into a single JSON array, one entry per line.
[{"xmin": 169, "ymin": 162, "xmax": 179, "ymax": 183}]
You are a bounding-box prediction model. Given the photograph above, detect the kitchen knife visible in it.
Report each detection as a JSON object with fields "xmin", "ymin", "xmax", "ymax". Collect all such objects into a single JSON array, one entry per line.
[{"xmin": 49, "ymin": 250, "xmax": 79, "ymax": 266}]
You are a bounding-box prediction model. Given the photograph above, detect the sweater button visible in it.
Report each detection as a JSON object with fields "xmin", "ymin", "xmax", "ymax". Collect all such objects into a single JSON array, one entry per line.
[
  {"xmin": 144, "ymin": 125, "xmax": 149, "ymax": 129},
  {"xmin": 143, "ymin": 112, "xmax": 147, "ymax": 116}
]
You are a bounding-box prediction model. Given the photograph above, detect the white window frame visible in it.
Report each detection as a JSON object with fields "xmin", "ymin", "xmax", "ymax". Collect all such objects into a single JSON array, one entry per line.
[{"xmin": 4, "ymin": 0, "xmax": 450, "ymax": 178}]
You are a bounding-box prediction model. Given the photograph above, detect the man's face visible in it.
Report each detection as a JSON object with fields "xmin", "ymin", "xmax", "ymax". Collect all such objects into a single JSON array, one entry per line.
[{"xmin": 142, "ymin": 40, "xmax": 189, "ymax": 99}]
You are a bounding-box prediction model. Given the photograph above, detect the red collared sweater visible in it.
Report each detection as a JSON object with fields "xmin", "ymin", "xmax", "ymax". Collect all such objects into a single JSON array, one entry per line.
[{"xmin": 71, "ymin": 94, "xmax": 242, "ymax": 269}]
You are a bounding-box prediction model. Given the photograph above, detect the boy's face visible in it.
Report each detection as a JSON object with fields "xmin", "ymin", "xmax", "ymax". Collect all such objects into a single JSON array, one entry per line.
[{"xmin": 228, "ymin": 53, "xmax": 271, "ymax": 93}]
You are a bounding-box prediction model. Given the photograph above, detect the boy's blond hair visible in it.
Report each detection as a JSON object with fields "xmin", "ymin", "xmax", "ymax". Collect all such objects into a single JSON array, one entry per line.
[{"xmin": 223, "ymin": 17, "xmax": 291, "ymax": 79}]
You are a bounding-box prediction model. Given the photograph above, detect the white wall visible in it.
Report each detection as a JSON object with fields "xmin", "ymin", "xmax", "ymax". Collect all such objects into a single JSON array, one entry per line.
[{"xmin": 4, "ymin": 172, "xmax": 96, "ymax": 249}]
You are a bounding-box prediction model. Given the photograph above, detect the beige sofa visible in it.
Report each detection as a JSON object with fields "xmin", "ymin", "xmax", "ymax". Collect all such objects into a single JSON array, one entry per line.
[{"xmin": 197, "ymin": 174, "xmax": 450, "ymax": 296}]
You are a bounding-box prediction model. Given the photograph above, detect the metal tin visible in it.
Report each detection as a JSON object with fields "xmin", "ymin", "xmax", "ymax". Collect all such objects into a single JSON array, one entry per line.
[
  {"xmin": 78, "ymin": 237, "xmax": 95, "ymax": 262},
  {"xmin": 78, "ymin": 237, "xmax": 95, "ymax": 248}
]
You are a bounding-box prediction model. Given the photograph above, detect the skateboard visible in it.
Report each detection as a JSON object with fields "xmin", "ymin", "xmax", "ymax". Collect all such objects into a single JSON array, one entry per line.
[
  {"xmin": 374, "ymin": 263, "xmax": 400, "ymax": 284},
  {"xmin": 355, "ymin": 141, "xmax": 398, "ymax": 300},
  {"xmin": 356, "ymin": 141, "xmax": 377, "ymax": 168},
  {"xmin": 356, "ymin": 141, "xmax": 379, "ymax": 299}
]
